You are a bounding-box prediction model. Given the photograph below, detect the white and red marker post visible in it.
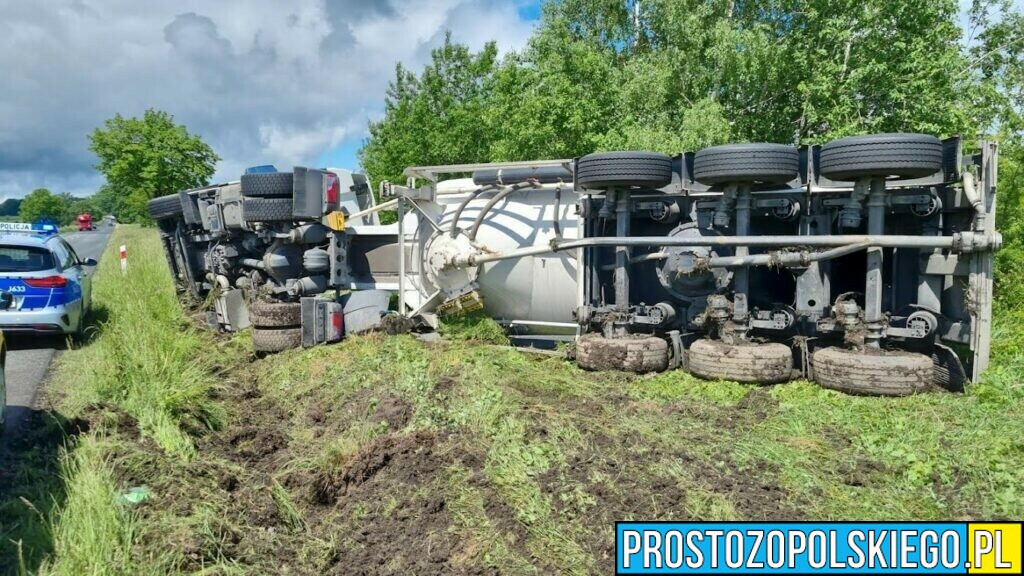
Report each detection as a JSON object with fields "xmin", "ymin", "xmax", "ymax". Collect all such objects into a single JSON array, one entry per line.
[{"xmin": 119, "ymin": 245, "xmax": 128, "ymax": 275}]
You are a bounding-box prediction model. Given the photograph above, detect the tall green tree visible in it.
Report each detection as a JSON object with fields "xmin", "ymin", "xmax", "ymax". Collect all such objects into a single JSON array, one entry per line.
[
  {"xmin": 486, "ymin": 16, "xmax": 621, "ymax": 159},
  {"xmin": 360, "ymin": 34, "xmax": 498, "ymax": 185},
  {"xmin": 18, "ymin": 188, "xmax": 66, "ymax": 223},
  {"xmin": 90, "ymin": 109, "xmax": 219, "ymax": 222}
]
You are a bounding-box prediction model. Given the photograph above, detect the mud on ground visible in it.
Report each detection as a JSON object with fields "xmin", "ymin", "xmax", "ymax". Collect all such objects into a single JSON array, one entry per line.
[{"xmin": 43, "ymin": 330, "xmax": 1013, "ymax": 575}]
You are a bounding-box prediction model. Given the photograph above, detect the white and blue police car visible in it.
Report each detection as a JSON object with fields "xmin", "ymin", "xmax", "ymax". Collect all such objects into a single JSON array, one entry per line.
[{"xmin": 0, "ymin": 222, "xmax": 96, "ymax": 336}]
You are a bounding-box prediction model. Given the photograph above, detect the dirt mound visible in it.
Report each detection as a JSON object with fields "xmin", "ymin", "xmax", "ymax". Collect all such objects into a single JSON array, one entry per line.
[
  {"xmin": 309, "ymin": 430, "xmax": 497, "ymax": 574},
  {"xmin": 205, "ymin": 386, "xmax": 290, "ymax": 468},
  {"xmin": 371, "ymin": 395, "xmax": 412, "ymax": 430},
  {"xmin": 314, "ymin": 429, "xmax": 437, "ymax": 503}
]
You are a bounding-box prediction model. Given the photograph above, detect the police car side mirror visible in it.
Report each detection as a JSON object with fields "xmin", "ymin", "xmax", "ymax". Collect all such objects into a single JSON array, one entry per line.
[
  {"xmin": 0, "ymin": 292, "xmax": 12, "ymax": 310},
  {"xmin": 82, "ymin": 258, "xmax": 98, "ymax": 267}
]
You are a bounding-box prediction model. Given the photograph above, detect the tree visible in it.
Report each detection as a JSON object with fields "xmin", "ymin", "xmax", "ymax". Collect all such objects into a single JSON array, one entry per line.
[
  {"xmin": 361, "ymin": 0, "xmax": 988, "ymax": 178},
  {"xmin": 67, "ymin": 197, "xmax": 100, "ymax": 222},
  {"xmin": 89, "ymin": 109, "xmax": 219, "ymax": 222},
  {"xmin": 360, "ymin": 34, "xmax": 498, "ymax": 186},
  {"xmin": 18, "ymin": 188, "xmax": 67, "ymax": 223},
  {"xmin": 0, "ymin": 198, "xmax": 21, "ymax": 218}
]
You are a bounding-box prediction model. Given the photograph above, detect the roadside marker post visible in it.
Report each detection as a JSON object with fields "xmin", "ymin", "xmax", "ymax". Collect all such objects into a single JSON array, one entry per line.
[{"xmin": 120, "ymin": 245, "xmax": 127, "ymax": 275}]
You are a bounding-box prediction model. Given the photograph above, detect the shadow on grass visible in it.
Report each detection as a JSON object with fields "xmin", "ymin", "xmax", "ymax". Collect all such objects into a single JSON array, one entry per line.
[
  {"xmin": 0, "ymin": 303, "xmax": 108, "ymax": 574},
  {"xmin": 0, "ymin": 409, "xmax": 88, "ymax": 575}
]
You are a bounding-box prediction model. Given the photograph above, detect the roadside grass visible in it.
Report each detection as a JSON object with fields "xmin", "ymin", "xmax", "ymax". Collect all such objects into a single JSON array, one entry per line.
[
  {"xmin": 52, "ymin": 225, "xmax": 228, "ymax": 457},
  {"xmin": 0, "ymin": 225, "xmax": 240, "ymax": 575},
  {"xmin": 35, "ymin": 436, "xmax": 139, "ymax": 575},
  {"xmin": 1, "ymin": 225, "xmax": 1021, "ymax": 574}
]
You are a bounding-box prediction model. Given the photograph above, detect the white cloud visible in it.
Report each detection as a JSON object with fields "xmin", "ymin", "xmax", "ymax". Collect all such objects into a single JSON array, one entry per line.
[{"xmin": 0, "ymin": 0, "xmax": 537, "ymax": 198}]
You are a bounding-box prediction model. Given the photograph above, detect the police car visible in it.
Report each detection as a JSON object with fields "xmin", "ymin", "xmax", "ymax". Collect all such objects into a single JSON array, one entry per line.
[{"xmin": 0, "ymin": 222, "xmax": 96, "ymax": 336}]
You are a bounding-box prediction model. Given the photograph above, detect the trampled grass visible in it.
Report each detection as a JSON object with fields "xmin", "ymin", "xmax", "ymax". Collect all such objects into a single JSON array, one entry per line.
[{"xmin": 1, "ymin": 224, "xmax": 1021, "ymax": 575}]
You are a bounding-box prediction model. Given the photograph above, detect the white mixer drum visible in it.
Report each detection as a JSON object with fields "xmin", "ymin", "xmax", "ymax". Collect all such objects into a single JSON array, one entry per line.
[{"xmin": 411, "ymin": 178, "xmax": 580, "ymax": 335}]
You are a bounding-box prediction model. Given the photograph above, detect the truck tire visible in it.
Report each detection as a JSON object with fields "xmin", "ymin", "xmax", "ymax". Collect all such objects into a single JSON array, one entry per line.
[
  {"xmin": 575, "ymin": 334, "xmax": 669, "ymax": 373},
  {"xmin": 250, "ymin": 300, "xmax": 301, "ymax": 328},
  {"xmin": 812, "ymin": 347, "xmax": 933, "ymax": 396},
  {"xmin": 687, "ymin": 339, "xmax": 793, "ymax": 383},
  {"xmin": 577, "ymin": 151, "xmax": 673, "ymax": 190},
  {"xmin": 147, "ymin": 194, "xmax": 184, "ymax": 220},
  {"xmin": 252, "ymin": 327, "xmax": 302, "ymax": 353},
  {"xmin": 693, "ymin": 143, "xmax": 799, "ymax": 185},
  {"xmin": 819, "ymin": 133, "xmax": 943, "ymax": 181},
  {"xmin": 242, "ymin": 198, "xmax": 294, "ymax": 223},
  {"xmin": 241, "ymin": 172, "xmax": 294, "ymax": 198}
]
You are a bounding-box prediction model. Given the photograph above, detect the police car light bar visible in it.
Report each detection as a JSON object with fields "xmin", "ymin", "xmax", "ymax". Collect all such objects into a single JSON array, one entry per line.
[{"xmin": 0, "ymin": 221, "xmax": 58, "ymax": 234}]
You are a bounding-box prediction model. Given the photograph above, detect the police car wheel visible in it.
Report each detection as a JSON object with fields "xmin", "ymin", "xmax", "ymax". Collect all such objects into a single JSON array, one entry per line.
[{"xmin": 0, "ymin": 348, "xmax": 6, "ymax": 430}]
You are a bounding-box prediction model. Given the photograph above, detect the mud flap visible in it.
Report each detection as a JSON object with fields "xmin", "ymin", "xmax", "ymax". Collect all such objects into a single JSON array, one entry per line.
[
  {"xmin": 932, "ymin": 343, "xmax": 967, "ymax": 392},
  {"xmin": 340, "ymin": 290, "xmax": 391, "ymax": 335},
  {"xmin": 214, "ymin": 288, "xmax": 250, "ymax": 332},
  {"xmin": 667, "ymin": 330, "xmax": 684, "ymax": 370}
]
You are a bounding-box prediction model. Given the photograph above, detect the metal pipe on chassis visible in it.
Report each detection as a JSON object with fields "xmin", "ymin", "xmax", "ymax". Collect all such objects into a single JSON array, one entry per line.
[{"xmin": 455, "ymin": 235, "xmax": 962, "ymax": 268}]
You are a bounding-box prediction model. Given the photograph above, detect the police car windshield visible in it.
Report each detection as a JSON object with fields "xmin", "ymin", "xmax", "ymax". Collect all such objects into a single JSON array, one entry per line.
[{"xmin": 0, "ymin": 245, "xmax": 55, "ymax": 272}]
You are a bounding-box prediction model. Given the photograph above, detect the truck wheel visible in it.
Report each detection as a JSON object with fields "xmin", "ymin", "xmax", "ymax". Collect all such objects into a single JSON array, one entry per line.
[
  {"xmin": 242, "ymin": 198, "xmax": 294, "ymax": 223},
  {"xmin": 812, "ymin": 347, "xmax": 934, "ymax": 396},
  {"xmin": 693, "ymin": 143, "xmax": 799, "ymax": 185},
  {"xmin": 575, "ymin": 334, "xmax": 669, "ymax": 373},
  {"xmin": 819, "ymin": 133, "xmax": 943, "ymax": 181},
  {"xmin": 250, "ymin": 300, "xmax": 301, "ymax": 328},
  {"xmin": 252, "ymin": 327, "xmax": 302, "ymax": 353},
  {"xmin": 687, "ymin": 339, "xmax": 793, "ymax": 383},
  {"xmin": 576, "ymin": 151, "xmax": 673, "ymax": 190},
  {"xmin": 147, "ymin": 194, "xmax": 184, "ymax": 220},
  {"xmin": 241, "ymin": 172, "xmax": 294, "ymax": 198}
]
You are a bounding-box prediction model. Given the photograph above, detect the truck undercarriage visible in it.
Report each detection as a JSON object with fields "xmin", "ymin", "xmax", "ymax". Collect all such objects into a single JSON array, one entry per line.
[{"xmin": 149, "ymin": 133, "xmax": 1001, "ymax": 395}]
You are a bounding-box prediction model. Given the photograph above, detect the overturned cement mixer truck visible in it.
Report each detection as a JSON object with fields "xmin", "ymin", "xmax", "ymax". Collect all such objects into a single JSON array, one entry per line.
[{"xmin": 149, "ymin": 133, "xmax": 1001, "ymax": 396}]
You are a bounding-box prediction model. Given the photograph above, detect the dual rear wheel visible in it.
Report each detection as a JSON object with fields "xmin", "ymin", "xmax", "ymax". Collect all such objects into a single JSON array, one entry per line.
[
  {"xmin": 575, "ymin": 334, "xmax": 938, "ymax": 396},
  {"xmin": 250, "ymin": 300, "xmax": 302, "ymax": 353}
]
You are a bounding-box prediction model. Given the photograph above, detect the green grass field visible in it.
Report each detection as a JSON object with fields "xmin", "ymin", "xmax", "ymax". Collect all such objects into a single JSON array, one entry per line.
[{"xmin": 0, "ymin": 225, "xmax": 1021, "ymax": 575}]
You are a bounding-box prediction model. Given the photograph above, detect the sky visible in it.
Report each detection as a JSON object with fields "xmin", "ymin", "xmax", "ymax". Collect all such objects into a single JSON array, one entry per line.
[{"xmin": 0, "ymin": 0, "xmax": 542, "ymax": 200}]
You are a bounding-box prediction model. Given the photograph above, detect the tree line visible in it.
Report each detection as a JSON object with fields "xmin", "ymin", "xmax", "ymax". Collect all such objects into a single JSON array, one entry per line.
[
  {"xmin": 13, "ymin": 188, "xmax": 101, "ymax": 225},
  {"xmin": 360, "ymin": 0, "xmax": 1022, "ymax": 180},
  {"xmin": 20, "ymin": 0, "xmax": 1021, "ymax": 247}
]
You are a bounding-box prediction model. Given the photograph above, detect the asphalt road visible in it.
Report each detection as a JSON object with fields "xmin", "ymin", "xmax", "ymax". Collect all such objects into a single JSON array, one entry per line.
[{"xmin": 3, "ymin": 228, "xmax": 113, "ymax": 435}]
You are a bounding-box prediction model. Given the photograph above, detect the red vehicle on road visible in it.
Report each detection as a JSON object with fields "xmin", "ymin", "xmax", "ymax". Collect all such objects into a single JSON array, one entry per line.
[{"xmin": 76, "ymin": 213, "xmax": 96, "ymax": 231}]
